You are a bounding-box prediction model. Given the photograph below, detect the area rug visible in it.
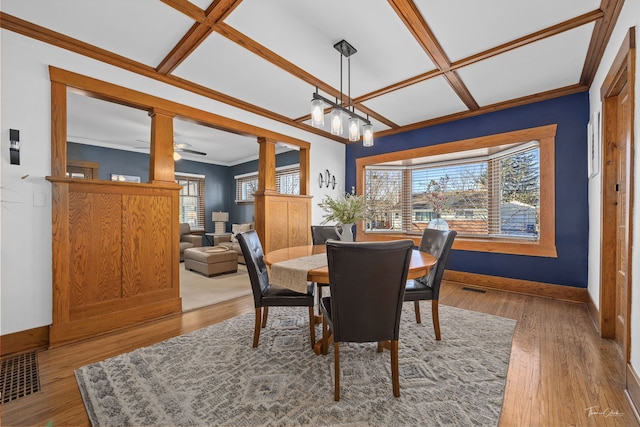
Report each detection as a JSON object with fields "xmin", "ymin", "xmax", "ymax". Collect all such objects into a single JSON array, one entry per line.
[
  {"xmin": 75, "ymin": 305, "xmax": 516, "ymax": 426},
  {"xmin": 180, "ymin": 264, "xmax": 252, "ymax": 311}
]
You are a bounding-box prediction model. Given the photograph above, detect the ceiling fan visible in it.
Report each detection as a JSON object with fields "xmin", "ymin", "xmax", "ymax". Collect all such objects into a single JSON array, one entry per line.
[{"xmin": 135, "ymin": 139, "xmax": 207, "ymax": 159}]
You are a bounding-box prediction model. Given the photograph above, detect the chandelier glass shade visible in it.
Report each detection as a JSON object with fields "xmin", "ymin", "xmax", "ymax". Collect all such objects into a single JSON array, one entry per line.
[{"xmin": 309, "ymin": 39, "xmax": 373, "ymax": 146}]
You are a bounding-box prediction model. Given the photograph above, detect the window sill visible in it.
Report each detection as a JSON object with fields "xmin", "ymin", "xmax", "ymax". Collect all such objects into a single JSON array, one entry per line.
[{"xmin": 359, "ymin": 231, "xmax": 557, "ymax": 258}]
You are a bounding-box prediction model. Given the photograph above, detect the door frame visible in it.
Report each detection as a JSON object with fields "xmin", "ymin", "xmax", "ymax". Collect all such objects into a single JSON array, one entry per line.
[{"xmin": 598, "ymin": 27, "xmax": 635, "ymax": 364}]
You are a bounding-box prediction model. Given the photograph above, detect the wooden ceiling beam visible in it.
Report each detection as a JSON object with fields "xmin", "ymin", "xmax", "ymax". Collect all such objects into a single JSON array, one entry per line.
[
  {"xmin": 580, "ymin": 0, "xmax": 625, "ymax": 85},
  {"xmin": 388, "ymin": 0, "xmax": 479, "ymax": 110},
  {"xmin": 214, "ymin": 23, "xmax": 398, "ymax": 129},
  {"xmin": 0, "ymin": 12, "xmax": 345, "ymax": 144},
  {"xmin": 372, "ymin": 83, "xmax": 588, "ymax": 140},
  {"xmin": 355, "ymin": 9, "xmax": 603, "ymax": 106},
  {"xmin": 159, "ymin": 0, "xmax": 206, "ymax": 22},
  {"xmin": 156, "ymin": 0, "xmax": 244, "ymax": 75}
]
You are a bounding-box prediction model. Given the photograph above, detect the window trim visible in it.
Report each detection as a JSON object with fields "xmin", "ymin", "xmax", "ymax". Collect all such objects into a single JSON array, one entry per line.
[
  {"xmin": 235, "ymin": 164, "xmax": 300, "ymax": 203},
  {"xmin": 175, "ymin": 172, "xmax": 206, "ymax": 229},
  {"xmin": 356, "ymin": 125, "xmax": 557, "ymax": 257}
]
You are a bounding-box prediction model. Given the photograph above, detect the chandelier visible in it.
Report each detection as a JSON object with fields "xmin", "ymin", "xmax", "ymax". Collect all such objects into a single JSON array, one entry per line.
[{"xmin": 310, "ymin": 39, "xmax": 374, "ymax": 147}]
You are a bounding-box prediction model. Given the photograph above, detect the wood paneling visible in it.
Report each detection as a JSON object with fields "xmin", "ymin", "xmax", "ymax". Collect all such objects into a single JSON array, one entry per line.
[
  {"xmin": 254, "ymin": 194, "xmax": 312, "ymax": 254},
  {"xmin": 68, "ymin": 191, "xmax": 122, "ymax": 307},
  {"xmin": 48, "ymin": 180, "xmax": 182, "ymax": 347}
]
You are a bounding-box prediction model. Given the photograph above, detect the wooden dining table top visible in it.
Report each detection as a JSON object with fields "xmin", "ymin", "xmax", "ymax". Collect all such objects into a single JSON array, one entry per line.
[{"xmin": 264, "ymin": 244, "xmax": 437, "ymax": 283}]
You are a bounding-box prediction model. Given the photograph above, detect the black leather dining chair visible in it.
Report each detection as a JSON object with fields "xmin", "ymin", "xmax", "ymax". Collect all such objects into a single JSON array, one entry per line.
[
  {"xmin": 404, "ymin": 228, "xmax": 457, "ymax": 340},
  {"xmin": 320, "ymin": 239, "xmax": 414, "ymax": 401},
  {"xmin": 237, "ymin": 230, "xmax": 316, "ymax": 349},
  {"xmin": 310, "ymin": 225, "xmax": 339, "ymax": 313}
]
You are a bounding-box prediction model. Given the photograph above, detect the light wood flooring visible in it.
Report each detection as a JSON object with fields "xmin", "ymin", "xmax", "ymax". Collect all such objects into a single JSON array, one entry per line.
[{"xmin": 1, "ymin": 281, "xmax": 638, "ymax": 426}]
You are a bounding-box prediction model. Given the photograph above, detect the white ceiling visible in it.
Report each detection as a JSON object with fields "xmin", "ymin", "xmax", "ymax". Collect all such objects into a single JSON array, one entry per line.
[{"xmin": 2, "ymin": 0, "xmax": 607, "ymax": 165}]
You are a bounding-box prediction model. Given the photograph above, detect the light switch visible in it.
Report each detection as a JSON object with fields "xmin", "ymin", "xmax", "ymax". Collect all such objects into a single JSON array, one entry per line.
[{"xmin": 33, "ymin": 192, "xmax": 46, "ymax": 207}]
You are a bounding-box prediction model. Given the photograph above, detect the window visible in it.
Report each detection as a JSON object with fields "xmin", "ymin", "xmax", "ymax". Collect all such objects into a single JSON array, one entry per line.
[
  {"xmin": 235, "ymin": 165, "xmax": 300, "ymax": 203},
  {"xmin": 357, "ymin": 125, "xmax": 556, "ymax": 257},
  {"xmin": 366, "ymin": 143, "xmax": 539, "ymax": 238},
  {"xmin": 176, "ymin": 173, "xmax": 205, "ymax": 228}
]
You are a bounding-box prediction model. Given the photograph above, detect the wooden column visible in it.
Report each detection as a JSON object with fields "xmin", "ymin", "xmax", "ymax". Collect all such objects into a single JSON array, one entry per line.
[
  {"xmin": 254, "ymin": 137, "xmax": 311, "ymax": 254},
  {"xmin": 50, "ymin": 81, "xmax": 67, "ymax": 178},
  {"xmin": 299, "ymin": 146, "xmax": 310, "ymax": 196},
  {"xmin": 149, "ymin": 108, "xmax": 176, "ymax": 184},
  {"xmin": 257, "ymin": 137, "xmax": 277, "ymax": 192}
]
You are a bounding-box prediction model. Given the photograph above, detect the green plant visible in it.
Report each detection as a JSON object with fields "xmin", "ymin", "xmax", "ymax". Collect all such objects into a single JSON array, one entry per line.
[{"xmin": 319, "ymin": 192, "xmax": 368, "ymax": 224}]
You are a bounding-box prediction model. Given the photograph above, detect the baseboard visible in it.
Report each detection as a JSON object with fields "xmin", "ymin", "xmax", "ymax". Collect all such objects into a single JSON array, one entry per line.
[
  {"xmin": 586, "ymin": 292, "xmax": 601, "ymax": 335},
  {"xmin": 627, "ymin": 364, "xmax": 640, "ymax": 423},
  {"xmin": 0, "ymin": 325, "xmax": 49, "ymax": 357},
  {"xmin": 444, "ymin": 270, "xmax": 588, "ymax": 303}
]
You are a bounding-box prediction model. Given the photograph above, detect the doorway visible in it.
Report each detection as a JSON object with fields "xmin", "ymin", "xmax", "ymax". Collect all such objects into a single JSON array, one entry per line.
[{"xmin": 599, "ymin": 27, "xmax": 635, "ymax": 364}]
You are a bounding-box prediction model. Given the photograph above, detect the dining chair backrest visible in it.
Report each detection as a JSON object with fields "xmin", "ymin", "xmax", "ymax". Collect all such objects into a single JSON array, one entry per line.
[
  {"xmin": 311, "ymin": 225, "xmax": 339, "ymax": 244},
  {"xmin": 236, "ymin": 230, "xmax": 270, "ymax": 307},
  {"xmin": 418, "ymin": 229, "xmax": 457, "ymax": 299},
  {"xmin": 326, "ymin": 239, "xmax": 414, "ymax": 343}
]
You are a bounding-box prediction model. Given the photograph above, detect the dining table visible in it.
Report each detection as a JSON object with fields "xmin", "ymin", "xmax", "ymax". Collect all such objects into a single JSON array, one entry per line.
[
  {"xmin": 264, "ymin": 243, "xmax": 437, "ymax": 355},
  {"xmin": 264, "ymin": 243, "xmax": 437, "ymax": 286}
]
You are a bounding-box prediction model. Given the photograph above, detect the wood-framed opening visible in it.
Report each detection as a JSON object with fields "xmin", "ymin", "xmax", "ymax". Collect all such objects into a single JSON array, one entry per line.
[
  {"xmin": 598, "ymin": 27, "xmax": 635, "ymax": 367},
  {"xmin": 47, "ymin": 66, "xmax": 312, "ymax": 345},
  {"xmin": 355, "ymin": 124, "xmax": 557, "ymax": 257}
]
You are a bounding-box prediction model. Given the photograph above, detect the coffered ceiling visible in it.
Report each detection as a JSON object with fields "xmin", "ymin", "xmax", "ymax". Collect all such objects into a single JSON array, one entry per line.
[{"xmin": 0, "ymin": 0, "xmax": 624, "ymax": 165}]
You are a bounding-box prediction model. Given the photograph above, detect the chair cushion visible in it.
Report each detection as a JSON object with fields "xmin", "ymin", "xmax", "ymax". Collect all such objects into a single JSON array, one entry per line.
[
  {"xmin": 404, "ymin": 278, "xmax": 435, "ymax": 301},
  {"xmin": 261, "ymin": 282, "xmax": 315, "ymax": 307}
]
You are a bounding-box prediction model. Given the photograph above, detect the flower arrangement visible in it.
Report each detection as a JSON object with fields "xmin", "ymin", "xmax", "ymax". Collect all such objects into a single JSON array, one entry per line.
[
  {"xmin": 425, "ymin": 175, "xmax": 451, "ymax": 216},
  {"xmin": 319, "ymin": 192, "xmax": 368, "ymax": 225}
]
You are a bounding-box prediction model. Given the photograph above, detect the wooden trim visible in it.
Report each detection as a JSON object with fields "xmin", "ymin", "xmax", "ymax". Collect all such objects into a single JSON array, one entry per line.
[
  {"xmin": 443, "ymin": 270, "xmax": 589, "ymax": 303},
  {"xmin": 388, "ymin": 0, "xmax": 479, "ymax": 110},
  {"xmin": 0, "ymin": 12, "xmax": 341, "ymax": 143},
  {"xmin": 156, "ymin": 0, "xmax": 243, "ymax": 74},
  {"xmin": 159, "ymin": 0, "xmax": 206, "ymax": 23},
  {"xmin": 0, "ymin": 326, "xmax": 50, "ymax": 357},
  {"xmin": 354, "ymin": 9, "xmax": 602, "ymax": 105},
  {"xmin": 50, "ymin": 81, "xmax": 67, "ymax": 177},
  {"xmin": 587, "ymin": 292, "xmax": 601, "ymax": 335},
  {"xmin": 373, "ymin": 84, "xmax": 586, "ymax": 139},
  {"xmin": 581, "ymin": 0, "xmax": 626, "ymax": 85},
  {"xmin": 627, "ymin": 364, "xmax": 640, "ymax": 422},
  {"xmin": 0, "ymin": 8, "xmax": 604, "ymax": 146},
  {"xmin": 49, "ymin": 66, "xmax": 311, "ymax": 151},
  {"xmin": 599, "ymin": 27, "xmax": 635, "ymax": 346},
  {"xmin": 356, "ymin": 125, "xmax": 557, "ymax": 257}
]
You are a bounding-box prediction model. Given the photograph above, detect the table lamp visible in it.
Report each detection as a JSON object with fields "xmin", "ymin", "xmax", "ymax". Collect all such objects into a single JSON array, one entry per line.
[{"xmin": 212, "ymin": 211, "xmax": 229, "ymax": 234}]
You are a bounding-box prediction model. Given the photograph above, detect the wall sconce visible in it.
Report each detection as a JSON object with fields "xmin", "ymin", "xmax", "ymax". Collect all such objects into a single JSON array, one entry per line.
[
  {"xmin": 9, "ymin": 129, "xmax": 20, "ymax": 165},
  {"xmin": 212, "ymin": 211, "xmax": 229, "ymax": 234},
  {"xmin": 318, "ymin": 169, "xmax": 336, "ymax": 189}
]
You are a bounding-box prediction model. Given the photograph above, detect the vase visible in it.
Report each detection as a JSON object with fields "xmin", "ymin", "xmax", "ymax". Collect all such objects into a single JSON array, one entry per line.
[
  {"xmin": 428, "ymin": 214, "xmax": 449, "ymax": 231},
  {"xmin": 334, "ymin": 223, "xmax": 355, "ymax": 241}
]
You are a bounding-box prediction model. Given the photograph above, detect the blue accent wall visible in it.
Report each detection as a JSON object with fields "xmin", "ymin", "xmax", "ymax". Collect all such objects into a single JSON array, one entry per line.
[
  {"xmin": 228, "ymin": 150, "xmax": 300, "ymax": 224},
  {"xmin": 346, "ymin": 92, "xmax": 590, "ymax": 288},
  {"xmin": 68, "ymin": 142, "xmax": 299, "ymax": 233}
]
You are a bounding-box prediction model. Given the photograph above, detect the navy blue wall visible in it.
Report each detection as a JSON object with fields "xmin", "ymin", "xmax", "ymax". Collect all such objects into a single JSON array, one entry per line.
[
  {"xmin": 68, "ymin": 143, "xmax": 299, "ymax": 233},
  {"xmin": 346, "ymin": 92, "xmax": 590, "ymax": 288},
  {"xmin": 228, "ymin": 150, "xmax": 300, "ymax": 224}
]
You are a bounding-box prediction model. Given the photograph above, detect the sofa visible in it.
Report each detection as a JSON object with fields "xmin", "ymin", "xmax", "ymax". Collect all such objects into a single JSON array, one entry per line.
[
  {"xmin": 215, "ymin": 222, "xmax": 254, "ymax": 264},
  {"xmin": 180, "ymin": 223, "xmax": 203, "ymax": 261}
]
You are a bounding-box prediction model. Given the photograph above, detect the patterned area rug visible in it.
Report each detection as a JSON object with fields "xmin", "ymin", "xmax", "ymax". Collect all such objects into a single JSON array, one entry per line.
[{"xmin": 75, "ymin": 305, "xmax": 516, "ymax": 426}]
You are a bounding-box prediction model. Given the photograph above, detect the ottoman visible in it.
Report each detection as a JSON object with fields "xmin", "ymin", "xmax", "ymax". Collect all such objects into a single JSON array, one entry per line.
[{"xmin": 184, "ymin": 246, "xmax": 238, "ymax": 277}]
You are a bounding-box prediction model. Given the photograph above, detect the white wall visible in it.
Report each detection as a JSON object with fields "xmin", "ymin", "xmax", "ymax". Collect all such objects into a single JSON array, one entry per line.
[
  {"xmin": 587, "ymin": 0, "xmax": 640, "ymax": 374},
  {"xmin": 0, "ymin": 30, "xmax": 344, "ymax": 335}
]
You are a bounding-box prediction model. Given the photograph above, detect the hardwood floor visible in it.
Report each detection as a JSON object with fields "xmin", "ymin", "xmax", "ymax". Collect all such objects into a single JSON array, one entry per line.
[{"xmin": 1, "ymin": 282, "xmax": 638, "ymax": 426}]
